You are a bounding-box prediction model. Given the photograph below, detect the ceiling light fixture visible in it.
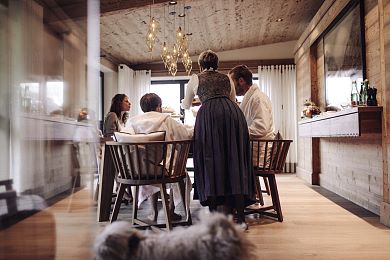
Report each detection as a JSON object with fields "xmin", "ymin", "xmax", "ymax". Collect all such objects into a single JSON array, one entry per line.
[
  {"xmin": 145, "ymin": 0, "xmax": 159, "ymax": 52},
  {"xmin": 147, "ymin": 1, "xmax": 193, "ymax": 76}
]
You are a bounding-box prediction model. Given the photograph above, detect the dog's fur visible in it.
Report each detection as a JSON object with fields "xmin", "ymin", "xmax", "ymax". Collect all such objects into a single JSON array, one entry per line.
[{"xmin": 94, "ymin": 213, "xmax": 255, "ymax": 260}]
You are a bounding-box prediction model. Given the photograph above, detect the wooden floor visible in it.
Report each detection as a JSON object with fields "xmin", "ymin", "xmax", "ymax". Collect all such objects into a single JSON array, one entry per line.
[{"xmin": 1, "ymin": 175, "xmax": 390, "ymax": 259}]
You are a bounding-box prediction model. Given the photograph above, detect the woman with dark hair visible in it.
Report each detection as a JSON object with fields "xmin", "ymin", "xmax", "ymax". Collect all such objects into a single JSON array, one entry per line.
[
  {"xmin": 193, "ymin": 50, "xmax": 255, "ymax": 229},
  {"xmin": 103, "ymin": 94, "xmax": 131, "ymax": 138},
  {"xmin": 103, "ymin": 94, "xmax": 132, "ymax": 202}
]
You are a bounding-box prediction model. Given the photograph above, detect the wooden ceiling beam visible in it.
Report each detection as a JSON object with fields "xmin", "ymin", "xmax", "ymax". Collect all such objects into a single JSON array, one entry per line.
[
  {"xmin": 101, "ymin": 0, "xmax": 171, "ymax": 15},
  {"xmin": 132, "ymin": 59, "xmax": 295, "ymax": 77},
  {"xmin": 38, "ymin": 0, "xmax": 172, "ymax": 22}
]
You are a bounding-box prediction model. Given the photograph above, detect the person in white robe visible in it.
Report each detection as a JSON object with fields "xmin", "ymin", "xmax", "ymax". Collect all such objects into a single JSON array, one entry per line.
[
  {"xmin": 126, "ymin": 93, "xmax": 193, "ymax": 221},
  {"xmin": 229, "ymin": 65, "xmax": 275, "ymax": 139}
]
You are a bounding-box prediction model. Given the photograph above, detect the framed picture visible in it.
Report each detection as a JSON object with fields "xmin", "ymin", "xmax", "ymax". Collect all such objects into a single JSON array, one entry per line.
[{"xmin": 324, "ymin": 0, "xmax": 366, "ymax": 109}]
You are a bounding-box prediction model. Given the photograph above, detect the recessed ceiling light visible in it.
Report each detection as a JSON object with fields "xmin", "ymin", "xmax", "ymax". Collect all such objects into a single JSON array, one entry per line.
[
  {"xmin": 276, "ymin": 18, "xmax": 283, "ymax": 22},
  {"xmin": 178, "ymin": 13, "xmax": 186, "ymax": 17},
  {"xmin": 169, "ymin": 1, "xmax": 177, "ymax": 5}
]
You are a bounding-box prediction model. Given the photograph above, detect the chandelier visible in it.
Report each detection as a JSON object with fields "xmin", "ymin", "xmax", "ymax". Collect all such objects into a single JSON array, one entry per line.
[
  {"xmin": 145, "ymin": 1, "xmax": 159, "ymax": 53},
  {"xmin": 146, "ymin": 1, "xmax": 192, "ymax": 76}
]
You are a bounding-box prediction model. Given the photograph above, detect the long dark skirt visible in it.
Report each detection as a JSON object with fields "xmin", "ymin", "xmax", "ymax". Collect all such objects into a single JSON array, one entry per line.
[{"xmin": 193, "ymin": 96, "xmax": 256, "ymax": 208}]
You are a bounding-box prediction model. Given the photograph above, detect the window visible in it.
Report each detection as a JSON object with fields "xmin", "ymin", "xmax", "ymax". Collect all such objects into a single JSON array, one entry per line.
[
  {"xmin": 150, "ymin": 83, "xmax": 182, "ymax": 114},
  {"xmin": 324, "ymin": 0, "xmax": 365, "ymax": 108},
  {"xmin": 151, "ymin": 79, "xmax": 189, "ymax": 123},
  {"xmin": 46, "ymin": 81, "xmax": 64, "ymax": 114},
  {"xmin": 20, "ymin": 82, "xmax": 40, "ymax": 113}
]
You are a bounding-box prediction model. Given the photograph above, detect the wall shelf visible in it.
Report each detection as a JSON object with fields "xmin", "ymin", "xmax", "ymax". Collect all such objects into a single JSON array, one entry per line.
[{"xmin": 298, "ymin": 106, "xmax": 382, "ymax": 137}]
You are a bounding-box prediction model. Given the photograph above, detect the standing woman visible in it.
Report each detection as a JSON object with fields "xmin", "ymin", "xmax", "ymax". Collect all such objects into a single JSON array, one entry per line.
[
  {"xmin": 103, "ymin": 94, "xmax": 131, "ymax": 138},
  {"xmin": 193, "ymin": 50, "xmax": 255, "ymax": 228}
]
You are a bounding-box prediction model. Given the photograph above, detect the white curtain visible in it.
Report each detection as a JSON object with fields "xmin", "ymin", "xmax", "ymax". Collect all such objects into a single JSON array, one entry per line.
[
  {"xmin": 131, "ymin": 70, "xmax": 151, "ymax": 117},
  {"xmin": 118, "ymin": 64, "xmax": 134, "ymax": 98},
  {"xmin": 258, "ymin": 65, "xmax": 297, "ymax": 172},
  {"xmin": 118, "ymin": 65, "xmax": 151, "ymax": 117}
]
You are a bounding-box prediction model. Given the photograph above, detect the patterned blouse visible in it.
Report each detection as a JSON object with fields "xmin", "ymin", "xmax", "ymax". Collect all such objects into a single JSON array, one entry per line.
[{"xmin": 197, "ymin": 70, "xmax": 231, "ymax": 103}]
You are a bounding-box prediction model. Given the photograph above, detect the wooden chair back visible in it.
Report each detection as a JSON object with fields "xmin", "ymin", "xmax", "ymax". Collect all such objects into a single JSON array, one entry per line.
[
  {"xmin": 106, "ymin": 140, "xmax": 193, "ymax": 230},
  {"xmin": 106, "ymin": 140, "xmax": 192, "ymax": 185},
  {"xmin": 251, "ymin": 139, "xmax": 292, "ymax": 174},
  {"xmin": 247, "ymin": 139, "xmax": 292, "ymax": 222}
]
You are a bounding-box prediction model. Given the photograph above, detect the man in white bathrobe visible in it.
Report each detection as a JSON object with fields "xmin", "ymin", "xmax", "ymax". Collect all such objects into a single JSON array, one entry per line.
[
  {"xmin": 228, "ymin": 65, "xmax": 275, "ymax": 139},
  {"xmin": 127, "ymin": 93, "xmax": 193, "ymax": 221},
  {"xmin": 229, "ymin": 65, "xmax": 276, "ymax": 202}
]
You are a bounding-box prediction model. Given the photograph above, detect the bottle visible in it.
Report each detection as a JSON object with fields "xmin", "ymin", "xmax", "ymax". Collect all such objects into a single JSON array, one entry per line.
[
  {"xmin": 367, "ymin": 84, "xmax": 378, "ymax": 106},
  {"xmin": 350, "ymin": 80, "xmax": 359, "ymax": 106},
  {"xmin": 359, "ymin": 82, "xmax": 364, "ymax": 105},
  {"xmin": 362, "ymin": 79, "xmax": 369, "ymax": 105},
  {"xmin": 23, "ymin": 86, "xmax": 32, "ymax": 112},
  {"xmin": 21, "ymin": 86, "xmax": 28, "ymax": 112}
]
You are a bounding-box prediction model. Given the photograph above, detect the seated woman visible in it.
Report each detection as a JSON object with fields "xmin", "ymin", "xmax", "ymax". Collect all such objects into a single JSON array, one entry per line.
[
  {"xmin": 104, "ymin": 94, "xmax": 133, "ymax": 201},
  {"xmin": 103, "ymin": 94, "xmax": 131, "ymax": 138},
  {"xmin": 127, "ymin": 93, "xmax": 193, "ymax": 221}
]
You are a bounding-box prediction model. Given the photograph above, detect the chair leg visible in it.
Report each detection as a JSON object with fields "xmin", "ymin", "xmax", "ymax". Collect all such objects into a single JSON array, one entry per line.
[
  {"xmin": 263, "ymin": 177, "xmax": 271, "ymax": 195},
  {"xmin": 67, "ymin": 170, "xmax": 79, "ymax": 212},
  {"xmin": 178, "ymin": 179, "xmax": 192, "ymax": 224},
  {"xmin": 185, "ymin": 176, "xmax": 193, "ymax": 224},
  {"xmin": 267, "ymin": 175, "xmax": 283, "ymax": 222},
  {"xmin": 93, "ymin": 174, "xmax": 99, "ymax": 202},
  {"xmin": 110, "ymin": 183, "xmax": 126, "ymax": 223},
  {"xmin": 132, "ymin": 186, "xmax": 139, "ymax": 226},
  {"xmin": 255, "ymin": 176, "xmax": 264, "ymax": 206},
  {"xmin": 159, "ymin": 183, "xmax": 172, "ymax": 231}
]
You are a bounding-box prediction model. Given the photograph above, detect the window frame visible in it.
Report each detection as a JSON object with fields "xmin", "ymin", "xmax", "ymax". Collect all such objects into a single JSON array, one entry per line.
[{"xmin": 151, "ymin": 79, "xmax": 189, "ymax": 123}]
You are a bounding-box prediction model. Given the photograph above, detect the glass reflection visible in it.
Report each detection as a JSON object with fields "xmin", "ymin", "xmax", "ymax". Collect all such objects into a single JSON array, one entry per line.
[{"xmin": 0, "ymin": 0, "xmax": 98, "ymax": 258}]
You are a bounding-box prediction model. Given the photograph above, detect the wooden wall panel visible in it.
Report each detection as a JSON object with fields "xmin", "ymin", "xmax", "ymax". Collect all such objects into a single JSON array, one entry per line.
[
  {"xmin": 365, "ymin": 3, "xmax": 382, "ymax": 103},
  {"xmin": 295, "ymin": 0, "xmax": 385, "ymax": 215},
  {"xmin": 294, "ymin": 0, "xmax": 350, "ymax": 62},
  {"xmin": 380, "ymin": 0, "xmax": 390, "ymax": 213},
  {"xmin": 316, "ymin": 40, "xmax": 326, "ymax": 110},
  {"xmin": 296, "ymin": 50, "xmax": 314, "ymax": 182}
]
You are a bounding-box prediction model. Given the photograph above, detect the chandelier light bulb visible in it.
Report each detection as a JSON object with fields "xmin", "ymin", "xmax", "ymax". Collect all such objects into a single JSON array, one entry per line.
[
  {"xmin": 145, "ymin": 16, "xmax": 159, "ymax": 52},
  {"xmin": 158, "ymin": 3, "xmax": 192, "ymax": 75}
]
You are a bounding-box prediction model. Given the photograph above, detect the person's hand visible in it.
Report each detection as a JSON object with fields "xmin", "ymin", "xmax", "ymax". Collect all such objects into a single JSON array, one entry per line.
[{"xmin": 192, "ymin": 97, "xmax": 201, "ymax": 106}]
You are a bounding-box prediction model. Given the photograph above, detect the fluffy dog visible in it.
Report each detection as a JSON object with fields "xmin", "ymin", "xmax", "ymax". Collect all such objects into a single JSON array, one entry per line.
[{"xmin": 94, "ymin": 213, "xmax": 255, "ymax": 260}]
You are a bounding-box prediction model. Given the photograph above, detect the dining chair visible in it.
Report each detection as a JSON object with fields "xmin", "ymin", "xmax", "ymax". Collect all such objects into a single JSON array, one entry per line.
[
  {"xmin": 68, "ymin": 135, "xmax": 105, "ymax": 212},
  {"xmin": 106, "ymin": 139, "xmax": 192, "ymax": 231},
  {"xmin": 246, "ymin": 139, "xmax": 292, "ymax": 222}
]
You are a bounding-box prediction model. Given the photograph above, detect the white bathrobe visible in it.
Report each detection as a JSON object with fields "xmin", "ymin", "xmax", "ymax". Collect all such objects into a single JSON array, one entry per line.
[
  {"xmin": 128, "ymin": 111, "xmax": 193, "ymax": 141},
  {"xmin": 240, "ymin": 84, "xmax": 275, "ymax": 139},
  {"xmin": 126, "ymin": 112, "xmax": 194, "ymax": 207}
]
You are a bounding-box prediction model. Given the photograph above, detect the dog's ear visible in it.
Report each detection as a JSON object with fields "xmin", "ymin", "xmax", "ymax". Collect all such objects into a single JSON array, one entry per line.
[
  {"xmin": 127, "ymin": 232, "xmax": 141, "ymax": 254},
  {"xmin": 127, "ymin": 234, "xmax": 141, "ymax": 248}
]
